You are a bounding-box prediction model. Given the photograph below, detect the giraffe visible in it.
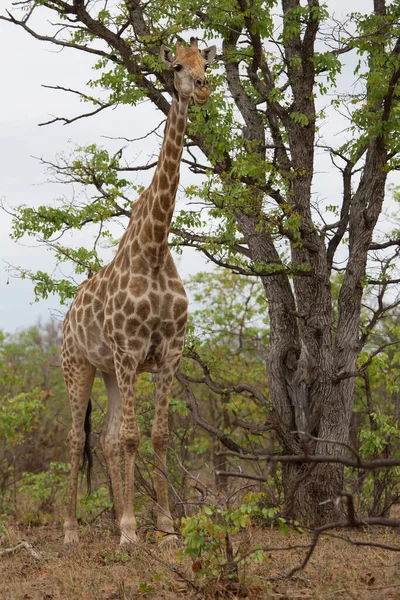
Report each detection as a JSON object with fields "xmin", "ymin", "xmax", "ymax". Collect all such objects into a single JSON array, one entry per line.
[{"xmin": 61, "ymin": 37, "xmax": 216, "ymax": 546}]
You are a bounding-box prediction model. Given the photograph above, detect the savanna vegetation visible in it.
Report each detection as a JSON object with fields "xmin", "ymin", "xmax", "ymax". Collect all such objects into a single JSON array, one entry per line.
[
  {"xmin": 1, "ymin": 274, "xmax": 400, "ymax": 597},
  {"xmin": 1, "ymin": 0, "xmax": 400, "ymax": 597}
]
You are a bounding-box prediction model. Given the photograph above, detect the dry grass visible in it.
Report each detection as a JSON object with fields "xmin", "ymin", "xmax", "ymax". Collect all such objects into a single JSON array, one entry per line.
[{"xmin": 1, "ymin": 522, "xmax": 400, "ymax": 600}]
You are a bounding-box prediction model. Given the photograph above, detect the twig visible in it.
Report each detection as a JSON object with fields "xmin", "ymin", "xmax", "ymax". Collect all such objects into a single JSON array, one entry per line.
[
  {"xmin": 87, "ymin": 505, "xmax": 111, "ymax": 525},
  {"xmin": 366, "ymin": 583, "xmax": 400, "ymax": 591},
  {"xmin": 39, "ymin": 103, "xmax": 113, "ymax": 127},
  {"xmin": 284, "ymin": 531, "xmax": 320, "ymax": 578},
  {"xmin": 318, "ymin": 531, "xmax": 400, "ymax": 552},
  {"xmin": 0, "ymin": 541, "xmax": 42, "ymax": 559},
  {"xmin": 215, "ymin": 451, "xmax": 400, "ymax": 470},
  {"xmin": 335, "ymin": 340, "xmax": 400, "ymax": 382}
]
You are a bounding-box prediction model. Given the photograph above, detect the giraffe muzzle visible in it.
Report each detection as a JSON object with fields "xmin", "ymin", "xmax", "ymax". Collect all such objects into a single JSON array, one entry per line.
[{"xmin": 193, "ymin": 86, "xmax": 211, "ymax": 106}]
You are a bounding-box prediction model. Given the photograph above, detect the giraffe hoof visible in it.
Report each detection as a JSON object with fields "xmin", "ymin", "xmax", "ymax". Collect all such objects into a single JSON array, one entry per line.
[
  {"xmin": 119, "ymin": 530, "xmax": 138, "ymax": 546},
  {"xmin": 64, "ymin": 530, "xmax": 79, "ymax": 545}
]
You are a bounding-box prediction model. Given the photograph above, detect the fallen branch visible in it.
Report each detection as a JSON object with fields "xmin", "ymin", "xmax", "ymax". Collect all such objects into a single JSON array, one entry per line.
[{"xmin": 0, "ymin": 541, "xmax": 42, "ymax": 559}]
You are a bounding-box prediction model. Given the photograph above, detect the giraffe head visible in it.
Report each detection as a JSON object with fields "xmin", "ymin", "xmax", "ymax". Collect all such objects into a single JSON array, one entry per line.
[{"xmin": 161, "ymin": 38, "xmax": 217, "ymax": 106}]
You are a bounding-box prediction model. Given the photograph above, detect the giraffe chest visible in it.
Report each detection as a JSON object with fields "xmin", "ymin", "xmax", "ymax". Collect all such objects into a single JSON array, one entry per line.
[{"xmin": 105, "ymin": 278, "xmax": 188, "ymax": 353}]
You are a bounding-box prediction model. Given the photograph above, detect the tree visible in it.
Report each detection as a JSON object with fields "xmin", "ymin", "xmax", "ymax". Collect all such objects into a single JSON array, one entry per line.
[{"xmin": 2, "ymin": 0, "xmax": 400, "ymax": 523}]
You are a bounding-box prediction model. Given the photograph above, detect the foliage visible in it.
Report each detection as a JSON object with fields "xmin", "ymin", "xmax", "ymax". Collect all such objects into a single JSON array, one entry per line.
[
  {"xmin": 17, "ymin": 461, "xmax": 112, "ymax": 526},
  {"xmin": 342, "ymin": 307, "xmax": 400, "ymax": 517},
  {"xmin": 0, "ymin": 323, "xmax": 67, "ymax": 513},
  {"xmin": 184, "ymin": 269, "xmax": 270, "ymax": 449},
  {"xmin": 359, "ymin": 411, "xmax": 400, "ymax": 457},
  {"xmin": 77, "ymin": 486, "xmax": 112, "ymax": 522},
  {"xmin": 0, "ymin": 389, "xmax": 44, "ymax": 513},
  {"xmin": 18, "ymin": 462, "xmax": 69, "ymax": 525},
  {"xmin": 179, "ymin": 491, "xmax": 288, "ymax": 591}
]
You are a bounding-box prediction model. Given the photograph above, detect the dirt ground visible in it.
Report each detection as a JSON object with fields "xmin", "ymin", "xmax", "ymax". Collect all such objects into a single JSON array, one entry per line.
[{"xmin": 1, "ymin": 522, "xmax": 400, "ymax": 600}]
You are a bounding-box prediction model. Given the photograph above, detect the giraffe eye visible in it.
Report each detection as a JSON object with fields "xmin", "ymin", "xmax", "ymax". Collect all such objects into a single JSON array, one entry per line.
[
  {"xmin": 204, "ymin": 64, "xmax": 209, "ymax": 71},
  {"xmin": 173, "ymin": 64, "xmax": 182, "ymax": 72}
]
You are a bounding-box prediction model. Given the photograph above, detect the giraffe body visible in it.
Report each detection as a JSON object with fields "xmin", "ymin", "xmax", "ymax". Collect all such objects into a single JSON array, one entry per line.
[
  {"xmin": 63, "ymin": 248, "xmax": 186, "ymax": 375},
  {"xmin": 61, "ymin": 38, "xmax": 216, "ymax": 545}
]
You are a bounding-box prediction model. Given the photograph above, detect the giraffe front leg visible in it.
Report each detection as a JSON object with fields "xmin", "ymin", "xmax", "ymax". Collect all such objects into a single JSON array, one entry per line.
[
  {"xmin": 119, "ymin": 417, "xmax": 140, "ymax": 545},
  {"xmin": 64, "ymin": 425, "xmax": 84, "ymax": 545},
  {"xmin": 100, "ymin": 372, "xmax": 124, "ymax": 524},
  {"xmin": 152, "ymin": 366, "xmax": 176, "ymax": 540},
  {"xmin": 115, "ymin": 361, "xmax": 140, "ymax": 546}
]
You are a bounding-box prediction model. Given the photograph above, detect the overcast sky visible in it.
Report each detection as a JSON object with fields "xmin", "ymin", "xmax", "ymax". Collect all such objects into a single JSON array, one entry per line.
[{"xmin": 0, "ymin": 0, "xmax": 397, "ymax": 333}]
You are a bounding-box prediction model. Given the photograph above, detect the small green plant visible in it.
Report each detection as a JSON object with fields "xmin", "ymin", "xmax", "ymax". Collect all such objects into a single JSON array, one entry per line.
[
  {"xmin": 18, "ymin": 464, "xmax": 111, "ymax": 525},
  {"xmin": 179, "ymin": 492, "xmax": 289, "ymax": 593},
  {"xmin": 0, "ymin": 520, "xmax": 9, "ymax": 540},
  {"xmin": 77, "ymin": 486, "xmax": 111, "ymax": 522},
  {"xmin": 102, "ymin": 549, "xmax": 130, "ymax": 564},
  {"xmin": 137, "ymin": 582, "xmax": 155, "ymax": 595},
  {"xmin": 359, "ymin": 411, "xmax": 400, "ymax": 456}
]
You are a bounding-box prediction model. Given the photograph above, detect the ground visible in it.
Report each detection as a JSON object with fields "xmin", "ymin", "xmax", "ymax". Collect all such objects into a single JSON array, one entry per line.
[{"xmin": 1, "ymin": 521, "xmax": 400, "ymax": 600}]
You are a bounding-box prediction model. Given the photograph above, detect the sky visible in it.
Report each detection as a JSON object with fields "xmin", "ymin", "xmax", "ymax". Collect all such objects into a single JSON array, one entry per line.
[{"xmin": 0, "ymin": 0, "xmax": 397, "ymax": 333}]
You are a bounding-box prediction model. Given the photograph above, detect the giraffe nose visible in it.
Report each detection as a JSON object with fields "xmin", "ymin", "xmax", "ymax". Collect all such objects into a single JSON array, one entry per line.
[{"xmin": 196, "ymin": 77, "xmax": 206, "ymax": 88}]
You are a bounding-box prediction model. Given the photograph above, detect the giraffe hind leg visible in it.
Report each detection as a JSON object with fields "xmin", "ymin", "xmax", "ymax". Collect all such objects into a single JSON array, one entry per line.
[
  {"xmin": 100, "ymin": 372, "xmax": 124, "ymax": 525},
  {"xmin": 62, "ymin": 357, "xmax": 96, "ymax": 545}
]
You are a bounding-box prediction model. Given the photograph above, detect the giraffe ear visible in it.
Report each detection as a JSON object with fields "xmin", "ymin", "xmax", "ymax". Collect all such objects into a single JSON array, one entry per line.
[
  {"xmin": 160, "ymin": 45, "xmax": 174, "ymax": 67},
  {"xmin": 201, "ymin": 45, "xmax": 217, "ymax": 64}
]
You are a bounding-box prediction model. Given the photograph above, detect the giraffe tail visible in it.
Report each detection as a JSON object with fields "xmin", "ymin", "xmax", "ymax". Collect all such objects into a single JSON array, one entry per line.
[{"xmin": 82, "ymin": 398, "xmax": 93, "ymax": 495}]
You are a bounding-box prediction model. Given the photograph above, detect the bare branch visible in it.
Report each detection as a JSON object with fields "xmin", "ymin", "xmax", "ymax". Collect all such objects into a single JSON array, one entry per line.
[
  {"xmin": 39, "ymin": 102, "xmax": 114, "ymax": 126},
  {"xmin": 370, "ymin": 238, "xmax": 400, "ymax": 251},
  {"xmin": 0, "ymin": 10, "xmax": 117, "ymax": 60},
  {"xmin": 170, "ymin": 228, "xmax": 252, "ymax": 259},
  {"xmin": 183, "ymin": 350, "xmax": 270, "ymax": 406},
  {"xmin": 0, "ymin": 541, "xmax": 42, "ymax": 559},
  {"xmin": 215, "ymin": 450, "xmax": 400, "ymax": 470},
  {"xmin": 176, "ymin": 371, "xmax": 247, "ymax": 455},
  {"xmin": 119, "ymin": 161, "xmax": 158, "ymax": 172}
]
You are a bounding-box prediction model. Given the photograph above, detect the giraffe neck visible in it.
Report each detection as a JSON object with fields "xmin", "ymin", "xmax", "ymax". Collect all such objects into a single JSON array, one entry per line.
[
  {"xmin": 134, "ymin": 96, "xmax": 189, "ymax": 268},
  {"xmin": 154, "ymin": 95, "xmax": 189, "ymax": 202}
]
